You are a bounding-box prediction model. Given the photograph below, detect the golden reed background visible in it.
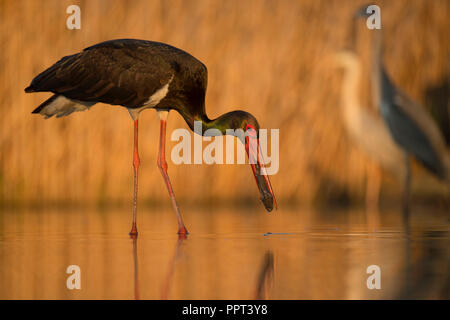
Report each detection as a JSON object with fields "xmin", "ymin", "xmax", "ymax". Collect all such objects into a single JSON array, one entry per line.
[{"xmin": 0, "ymin": 0, "xmax": 448, "ymax": 206}]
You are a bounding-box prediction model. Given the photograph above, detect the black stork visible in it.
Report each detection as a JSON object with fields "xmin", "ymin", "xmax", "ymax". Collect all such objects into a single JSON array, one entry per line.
[
  {"xmin": 25, "ymin": 39, "xmax": 276, "ymax": 236},
  {"xmin": 354, "ymin": 6, "xmax": 450, "ymax": 221}
]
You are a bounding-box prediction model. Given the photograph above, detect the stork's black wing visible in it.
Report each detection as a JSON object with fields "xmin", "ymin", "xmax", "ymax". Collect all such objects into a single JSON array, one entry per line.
[{"xmin": 25, "ymin": 39, "xmax": 177, "ymax": 108}]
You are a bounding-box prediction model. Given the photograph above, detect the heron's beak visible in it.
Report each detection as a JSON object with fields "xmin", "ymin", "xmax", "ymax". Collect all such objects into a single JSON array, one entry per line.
[
  {"xmin": 354, "ymin": 4, "xmax": 371, "ymax": 19},
  {"xmin": 245, "ymin": 131, "xmax": 277, "ymax": 212}
]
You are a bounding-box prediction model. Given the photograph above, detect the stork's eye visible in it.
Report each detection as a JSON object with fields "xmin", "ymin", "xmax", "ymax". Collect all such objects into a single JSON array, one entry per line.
[{"xmin": 245, "ymin": 123, "xmax": 257, "ymax": 138}]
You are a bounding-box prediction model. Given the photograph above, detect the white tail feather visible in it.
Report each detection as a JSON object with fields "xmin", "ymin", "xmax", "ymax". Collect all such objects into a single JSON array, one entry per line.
[{"xmin": 38, "ymin": 95, "xmax": 94, "ymax": 119}]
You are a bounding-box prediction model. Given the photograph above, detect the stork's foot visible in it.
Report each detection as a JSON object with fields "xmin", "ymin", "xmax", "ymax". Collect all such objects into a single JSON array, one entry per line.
[
  {"xmin": 129, "ymin": 226, "xmax": 138, "ymax": 238},
  {"xmin": 177, "ymin": 226, "xmax": 189, "ymax": 235}
]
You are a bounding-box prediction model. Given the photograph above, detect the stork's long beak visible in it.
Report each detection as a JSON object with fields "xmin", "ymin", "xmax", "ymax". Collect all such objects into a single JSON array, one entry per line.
[{"xmin": 245, "ymin": 133, "xmax": 277, "ymax": 212}]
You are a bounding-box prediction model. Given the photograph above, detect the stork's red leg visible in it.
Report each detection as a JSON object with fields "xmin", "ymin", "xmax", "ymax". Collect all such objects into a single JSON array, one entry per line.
[
  {"xmin": 130, "ymin": 119, "xmax": 140, "ymax": 237},
  {"xmin": 156, "ymin": 111, "xmax": 189, "ymax": 235}
]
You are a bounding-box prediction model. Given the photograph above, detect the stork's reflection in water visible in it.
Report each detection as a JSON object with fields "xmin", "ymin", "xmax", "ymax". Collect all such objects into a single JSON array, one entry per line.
[
  {"xmin": 131, "ymin": 235, "xmax": 140, "ymax": 300},
  {"xmin": 161, "ymin": 235, "xmax": 187, "ymax": 300},
  {"xmin": 130, "ymin": 233, "xmax": 187, "ymax": 300},
  {"xmin": 254, "ymin": 251, "xmax": 274, "ymax": 300},
  {"xmin": 130, "ymin": 234, "xmax": 275, "ymax": 300}
]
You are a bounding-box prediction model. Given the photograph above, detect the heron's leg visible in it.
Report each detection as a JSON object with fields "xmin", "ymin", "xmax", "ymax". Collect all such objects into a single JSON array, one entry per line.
[
  {"xmin": 156, "ymin": 110, "xmax": 189, "ymax": 235},
  {"xmin": 129, "ymin": 119, "xmax": 140, "ymax": 237},
  {"xmin": 365, "ymin": 163, "xmax": 381, "ymax": 229},
  {"xmin": 365, "ymin": 163, "xmax": 381, "ymax": 211},
  {"xmin": 402, "ymin": 152, "xmax": 411, "ymax": 224}
]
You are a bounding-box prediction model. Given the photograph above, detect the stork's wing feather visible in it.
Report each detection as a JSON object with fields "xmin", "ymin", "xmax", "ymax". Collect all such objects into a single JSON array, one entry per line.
[{"xmin": 25, "ymin": 41, "xmax": 174, "ymax": 107}]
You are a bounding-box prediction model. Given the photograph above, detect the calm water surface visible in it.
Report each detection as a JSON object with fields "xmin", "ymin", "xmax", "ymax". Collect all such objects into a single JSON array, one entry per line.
[{"xmin": 0, "ymin": 206, "xmax": 448, "ymax": 299}]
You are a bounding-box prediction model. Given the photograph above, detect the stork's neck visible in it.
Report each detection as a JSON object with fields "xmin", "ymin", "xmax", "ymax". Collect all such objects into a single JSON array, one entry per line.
[
  {"xmin": 179, "ymin": 113, "xmax": 226, "ymax": 136},
  {"xmin": 196, "ymin": 114, "xmax": 229, "ymax": 136},
  {"xmin": 179, "ymin": 108, "xmax": 252, "ymax": 137}
]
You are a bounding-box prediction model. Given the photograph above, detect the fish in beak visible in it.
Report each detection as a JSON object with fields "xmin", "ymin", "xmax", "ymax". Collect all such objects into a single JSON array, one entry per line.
[{"xmin": 245, "ymin": 124, "xmax": 277, "ymax": 212}]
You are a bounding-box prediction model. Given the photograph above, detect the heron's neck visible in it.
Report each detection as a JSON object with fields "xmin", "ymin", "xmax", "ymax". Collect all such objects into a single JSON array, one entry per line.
[
  {"xmin": 371, "ymin": 29, "xmax": 384, "ymax": 106},
  {"xmin": 342, "ymin": 62, "xmax": 361, "ymax": 121}
]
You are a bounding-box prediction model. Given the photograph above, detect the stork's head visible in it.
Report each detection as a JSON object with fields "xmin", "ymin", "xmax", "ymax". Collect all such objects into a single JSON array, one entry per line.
[{"xmin": 212, "ymin": 110, "xmax": 277, "ymax": 212}]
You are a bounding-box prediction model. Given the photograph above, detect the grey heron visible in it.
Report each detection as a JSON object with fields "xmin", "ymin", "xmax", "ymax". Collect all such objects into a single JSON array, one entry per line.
[
  {"xmin": 334, "ymin": 50, "xmax": 405, "ymax": 213},
  {"xmin": 355, "ymin": 5, "xmax": 450, "ymax": 222}
]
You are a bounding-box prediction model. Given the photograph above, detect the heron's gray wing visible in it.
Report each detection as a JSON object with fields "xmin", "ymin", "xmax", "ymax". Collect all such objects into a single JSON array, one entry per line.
[
  {"xmin": 25, "ymin": 44, "xmax": 174, "ymax": 107},
  {"xmin": 389, "ymin": 87, "xmax": 449, "ymax": 180}
]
